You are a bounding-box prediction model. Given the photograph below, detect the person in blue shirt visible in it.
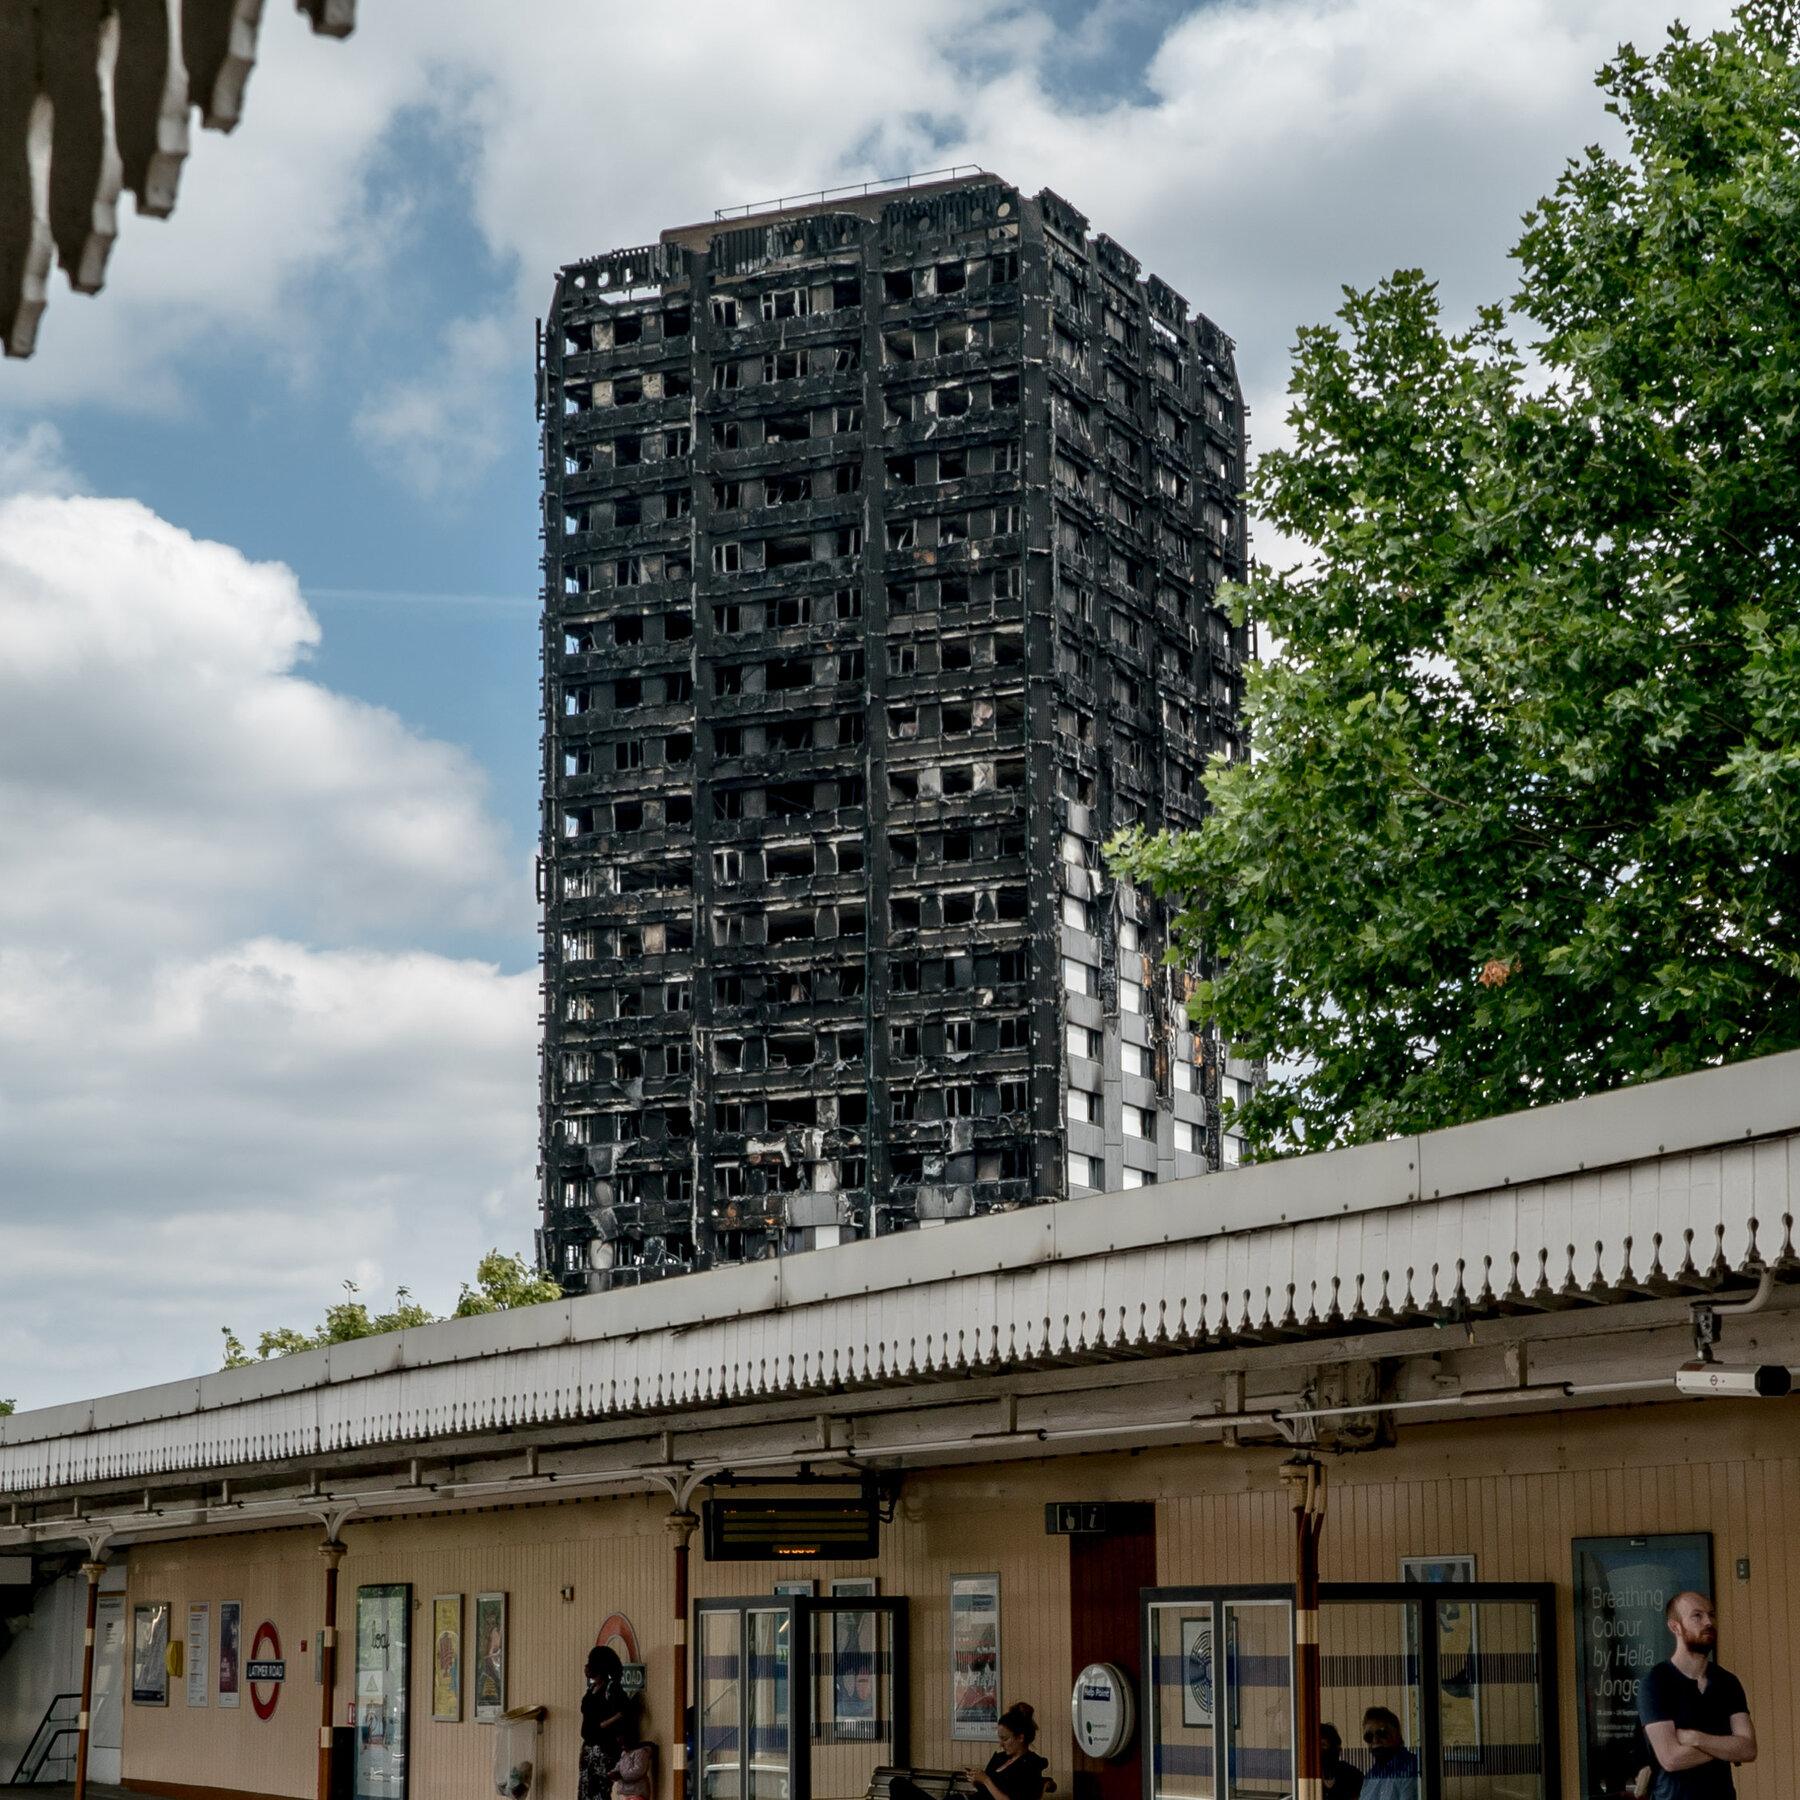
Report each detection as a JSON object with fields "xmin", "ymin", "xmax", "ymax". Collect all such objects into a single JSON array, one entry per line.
[
  {"xmin": 1638, "ymin": 1592, "xmax": 1756, "ymax": 1800},
  {"xmin": 1358, "ymin": 1707, "xmax": 1419, "ymax": 1800}
]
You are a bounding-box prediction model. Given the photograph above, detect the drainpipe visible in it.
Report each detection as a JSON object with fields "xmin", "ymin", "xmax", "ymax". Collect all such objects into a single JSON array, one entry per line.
[
  {"xmin": 1280, "ymin": 1460, "xmax": 1326, "ymax": 1800},
  {"xmin": 317, "ymin": 1540, "xmax": 347, "ymax": 1800},
  {"xmin": 665, "ymin": 1509, "xmax": 699, "ymax": 1800},
  {"xmin": 71, "ymin": 1558, "xmax": 106, "ymax": 1800}
]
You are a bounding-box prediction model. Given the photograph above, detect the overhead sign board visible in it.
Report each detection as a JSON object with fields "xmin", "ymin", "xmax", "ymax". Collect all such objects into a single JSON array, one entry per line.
[{"xmin": 703, "ymin": 1496, "xmax": 878, "ymax": 1561}]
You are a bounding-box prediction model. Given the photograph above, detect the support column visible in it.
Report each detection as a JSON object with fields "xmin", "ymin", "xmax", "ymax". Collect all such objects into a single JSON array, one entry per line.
[
  {"xmin": 1281, "ymin": 1459, "xmax": 1327, "ymax": 1800},
  {"xmin": 317, "ymin": 1540, "xmax": 346, "ymax": 1800},
  {"xmin": 665, "ymin": 1510, "xmax": 699, "ymax": 1800},
  {"xmin": 71, "ymin": 1559, "xmax": 105, "ymax": 1800}
]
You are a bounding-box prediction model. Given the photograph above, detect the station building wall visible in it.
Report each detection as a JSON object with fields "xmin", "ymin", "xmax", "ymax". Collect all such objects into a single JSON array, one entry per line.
[{"xmin": 113, "ymin": 1399, "xmax": 1796, "ymax": 1800}]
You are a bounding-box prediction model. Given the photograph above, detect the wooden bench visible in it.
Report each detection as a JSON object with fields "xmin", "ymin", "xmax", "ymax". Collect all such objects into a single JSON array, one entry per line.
[
  {"xmin": 864, "ymin": 1768, "xmax": 1055, "ymax": 1800},
  {"xmin": 867, "ymin": 1768, "xmax": 974, "ymax": 1800}
]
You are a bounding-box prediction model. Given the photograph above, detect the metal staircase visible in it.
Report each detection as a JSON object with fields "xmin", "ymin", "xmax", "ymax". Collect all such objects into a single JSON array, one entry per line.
[{"xmin": 9, "ymin": 1692, "xmax": 80, "ymax": 1784}]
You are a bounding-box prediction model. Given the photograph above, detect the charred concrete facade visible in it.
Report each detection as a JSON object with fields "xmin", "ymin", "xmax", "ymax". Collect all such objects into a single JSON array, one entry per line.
[{"xmin": 538, "ymin": 174, "xmax": 1252, "ymax": 1293}]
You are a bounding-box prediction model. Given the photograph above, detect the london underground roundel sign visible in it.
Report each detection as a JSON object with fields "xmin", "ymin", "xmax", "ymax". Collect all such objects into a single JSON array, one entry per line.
[{"xmin": 248, "ymin": 1621, "xmax": 286, "ymax": 1720}]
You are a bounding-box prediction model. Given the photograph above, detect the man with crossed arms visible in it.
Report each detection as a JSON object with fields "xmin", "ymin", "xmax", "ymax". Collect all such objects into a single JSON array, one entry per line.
[{"xmin": 1639, "ymin": 1592, "xmax": 1757, "ymax": 1800}]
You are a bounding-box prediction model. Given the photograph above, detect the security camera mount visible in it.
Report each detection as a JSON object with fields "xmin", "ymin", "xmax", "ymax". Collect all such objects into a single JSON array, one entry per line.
[{"xmin": 1689, "ymin": 1266, "xmax": 1775, "ymax": 1363}]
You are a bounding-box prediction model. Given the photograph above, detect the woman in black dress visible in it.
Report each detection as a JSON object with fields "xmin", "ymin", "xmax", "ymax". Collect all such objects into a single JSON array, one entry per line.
[
  {"xmin": 579, "ymin": 1646, "xmax": 639, "ymax": 1800},
  {"xmin": 963, "ymin": 1703, "xmax": 1049, "ymax": 1800}
]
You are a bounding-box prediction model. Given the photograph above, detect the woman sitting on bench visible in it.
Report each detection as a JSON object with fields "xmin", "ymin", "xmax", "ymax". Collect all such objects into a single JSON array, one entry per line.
[{"xmin": 965, "ymin": 1703, "xmax": 1050, "ymax": 1800}]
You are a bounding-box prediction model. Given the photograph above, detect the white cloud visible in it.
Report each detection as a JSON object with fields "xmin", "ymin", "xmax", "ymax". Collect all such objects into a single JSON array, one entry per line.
[
  {"xmin": 0, "ymin": 494, "xmax": 518, "ymax": 954},
  {"xmin": 0, "ymin": 495, "xmax": 536, "ymax": 1408},
  {"xmin": 353, "ymin": 310, "xmax": 520, "ymax": 499},
  {"xmin": 0, "ymin": 420, "xmax": 82, "ymax": 498},
  {"xmin": 0, "ymin": 0, "xmax": 1742, "ymax": 478}
]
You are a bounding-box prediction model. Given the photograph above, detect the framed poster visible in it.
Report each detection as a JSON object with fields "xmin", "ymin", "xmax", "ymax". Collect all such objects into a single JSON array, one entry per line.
[
  {"xmin": 354, "ymin": 1584, "xmax": 411, "ymax": 1800},
  {"xmin": 473, "ymin": 1592, "xmax": 508, "ymax": 1724},
  {"xmin": 432, "ymin": 1595, "xmax": 462, "ymax": 1722},
  {"xmin": 1403, "ymin": 1556, "xmax": 1478, "ymax": 1758},
  {"xmin": 832, "ymin": 1601, "xmax": 879, "ymax": 1741},
  {"xmin": 1573, "ymin": 1534, "xmax": 1712, "ymax": 1800},
  {"xmin": 774, "ymin": 1580, "xmax": 817, "ymax": 1597},
  {"xmin": 949, "ymin": 1573, "xmax": 1000, "ymax": 1741},
  {"xmin": 132, "ymin": 1602, "xmax": 170, "ymax": 1706},
  {"xmin": 186, "ymin": 1603, "xmax": 210, "ymax": 1706},
  {"xmin": 218, "ymin": 1601, "xmax": 241, "ymax": 1708},
  {"xmin": 831, "ymin": 1578, "xmax": 879, "ymax": 1598},
  {"xmin": 1180, "ymin": 1615, "xmax": 1214, "ymax": 1728}
]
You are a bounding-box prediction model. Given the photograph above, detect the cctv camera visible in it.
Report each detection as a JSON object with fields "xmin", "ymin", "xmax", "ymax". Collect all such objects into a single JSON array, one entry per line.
[{"xmin": 1675, "ymin": 1360, "xmax": 1792, "ymax": 1398}]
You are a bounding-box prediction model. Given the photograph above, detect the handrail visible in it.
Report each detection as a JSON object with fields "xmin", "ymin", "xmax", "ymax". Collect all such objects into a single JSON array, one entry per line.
[
  {"xmin": 714, "ymin": 165, "xmax": 986, "ymax": 222},
  {"xmin": 10, "ymin": 1691, "xmax": 81, "ymax": 1783}
]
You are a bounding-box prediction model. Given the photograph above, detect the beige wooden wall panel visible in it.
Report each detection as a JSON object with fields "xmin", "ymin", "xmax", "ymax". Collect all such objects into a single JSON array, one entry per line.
[
  {"xmin": 123, "ymin": 1494, "xmax": 679, "ymax": 1800},
  {"xmin": 692, "ymin": 1462, "xmax": 1075, "ymax": 1781},
  {"xmin": 1153, "ymin": 1401, "xmax": 1797, "ymax": 1800},
  {"xmin": 126, "ymin": 1530, "xmax": 322, "ymax": 1798},
  {"xmin": 119, "ymin": 1399, "xmax": 1793, "ymax": 1800}
]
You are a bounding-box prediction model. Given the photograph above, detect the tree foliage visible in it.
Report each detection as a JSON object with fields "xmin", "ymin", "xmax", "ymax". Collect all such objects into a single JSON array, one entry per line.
[
  {"xmin": 220, "ymin": 1251, "xmax": 561, "ymax": 1367},
  {"xmin": 1110, "ymin": 5, "xmax": 1800, "ymax": 1155}
]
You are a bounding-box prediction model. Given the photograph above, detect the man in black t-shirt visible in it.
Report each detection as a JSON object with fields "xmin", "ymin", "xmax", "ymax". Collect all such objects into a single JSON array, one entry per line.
[{"xmin": 1638, "ymin": 1592, "xmax": 1757, "ymax": 1800}]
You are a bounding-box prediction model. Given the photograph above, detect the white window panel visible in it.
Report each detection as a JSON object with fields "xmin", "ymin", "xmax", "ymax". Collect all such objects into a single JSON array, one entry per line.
[
  {"xmin": 1063, "ymin": 957, "xmax": 1099, "ymax": 997},
  {"xmin": 1174, "ymin": 1119, "xmax": 1199, "ymax": 1154},
  {"xmin": 1124, "ymin": 1104, "xmax": 1155, "ymax": 1141},
  {"xmin": 1061, "ymin": 893, "xmax": 1090, "ymax": 930},
  {"xmin": 1064, "ymin": 1023, "xmax": 1099, "ymax": 1061},
  {"xmin": 1118, "ymin": 920, "xmax": 1139, "ymax": 952},
  {"xmin": 1122, "ymin": 1167, "xmax": 1158, "ymax": 1189},
  {"xmin": 1222, "ymin": 1133, "xmax": 1244, "ymax": 1168},
  {"xmin": 1121, "ymin": 1043, "xmax": 1152, "ymax": 1079},
  {"xmin": 1067, "ymin": 1087, "xmax": 1098, "ymax": 1125},
  {"xmin": 1120, "ymin": 978, "xmax": 1144, "ymax": 1014},
  {"xmin": 1060, "ymin": 832, "xmax": 1089, "ymax": 866},
  {"xmin": 1066, "ymin": 1151, "xmax": 1096, "ymax": 1190}
]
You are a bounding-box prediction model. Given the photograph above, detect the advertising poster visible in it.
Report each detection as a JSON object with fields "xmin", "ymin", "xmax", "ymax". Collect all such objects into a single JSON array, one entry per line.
[
  {"xmin": 132, "ymin": 1602, "xmax": 170, "ymax": 1706},
  {"xmin": 950, "ymin": 1574, "xmax": 1000, "ymax": 1741},
  {"xmin": 218, "ymin": 1602, "xmax": 241, "ymax": 1708},
  {"xmin": 354, "ymin": 1584, "xmax": 411, "ymax": 1800},
  {"xmin": 186, "ymin": 1603, "xmax": 210, "ymax": 1707},
  {"xmin": 1573, "ymin": 1534, "xmax": 1712, "ymax": 1800},
  {"xmin": 432, "ymin": 1595, "xmax": 462, "ymax": 1722},
  {"xmin": 474, "ymin": 1592, "xmax": 508, "ymax": 1723},
  {"xmin": 833, "ymin": 1607, "xmax": 878, "ymax": 1740},
  {"xmin": 1402, "ymin": 1555, "xmax": 1478, "ymax": 1755}
]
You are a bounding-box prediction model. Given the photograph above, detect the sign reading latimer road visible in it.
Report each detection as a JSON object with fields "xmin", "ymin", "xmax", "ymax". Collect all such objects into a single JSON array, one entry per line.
[{"xmin": 248, "ymin": 1620, "xmax": 287, "ymax": 1722}]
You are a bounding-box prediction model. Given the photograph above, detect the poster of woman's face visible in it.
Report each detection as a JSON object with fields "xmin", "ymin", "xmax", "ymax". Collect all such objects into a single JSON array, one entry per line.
[{"xmin": 474, "ymin": 1592, "xmax": 507, "ymax": 1723}]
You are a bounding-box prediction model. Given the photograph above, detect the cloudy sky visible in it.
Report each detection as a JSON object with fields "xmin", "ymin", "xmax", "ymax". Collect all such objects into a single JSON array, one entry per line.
[{"xmin": 0, "ymin": 0, "xmax": 1735, "ymax": 1410}]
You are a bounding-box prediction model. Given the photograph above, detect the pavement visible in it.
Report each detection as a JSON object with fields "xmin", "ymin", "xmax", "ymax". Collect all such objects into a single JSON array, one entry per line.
[{"xmin": 21, "ymin": 1787, "xmax": 132, "ymax": 1798}]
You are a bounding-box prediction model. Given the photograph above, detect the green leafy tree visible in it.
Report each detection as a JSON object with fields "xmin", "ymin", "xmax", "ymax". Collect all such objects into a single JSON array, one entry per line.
[
  {"xmin": 1110, "ymin": 5, "xmax": 1800, "ymax": 1156},
  {"xmin": 453, "ymin": 1249, "xmax": 564, "ymax": 1317},
  {"xmin": 221, "ymin": 1254, "xmax": 557, "ymax": 1367}
]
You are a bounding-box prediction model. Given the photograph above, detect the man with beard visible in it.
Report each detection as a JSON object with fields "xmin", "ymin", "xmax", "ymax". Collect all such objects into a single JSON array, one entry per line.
[{"xmin": 1639, "ymin": 1593, "xmax": 1756, "ymax": 1800}]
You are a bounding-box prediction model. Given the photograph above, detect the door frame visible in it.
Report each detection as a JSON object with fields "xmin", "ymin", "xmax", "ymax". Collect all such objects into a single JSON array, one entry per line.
[
  {"xmin": 1139, "ymin": 1583, "xmax": 1560, "ymax": 1800},
  {"xmin": 695, "ymin": 1593, "xmax": 912, "ymax": 1800}
]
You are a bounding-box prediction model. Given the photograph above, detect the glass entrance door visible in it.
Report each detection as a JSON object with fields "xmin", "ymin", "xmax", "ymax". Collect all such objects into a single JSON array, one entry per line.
[
  {"xmin": 806, "ymin": 1601, "xmax": 905, "ymax": 1799},
  {"xmin": 1223, "ymin": 1601, "xmax": 1293, "ymax": 1800},
  {"xmin": 698, "ymin": 1596, "xmax": 910, "ymax": 1800},
  {"xmin": 1142, "ymin": 1586, "xmax": 1557, "ymax": 1800}
]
